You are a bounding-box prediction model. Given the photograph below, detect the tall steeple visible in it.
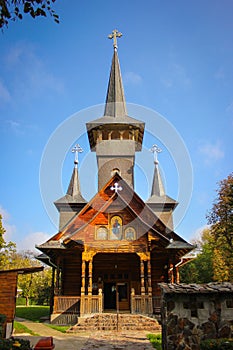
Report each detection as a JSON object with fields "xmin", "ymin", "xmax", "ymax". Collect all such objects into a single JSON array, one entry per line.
[
  {"xmin": 146, "ymin": 145, "xmax": 177, "ymax": 230},
  {"xmin": 86, "ymin": 30, "xmax": 145, "ymax": 190},
  {"xmin": 54, "ymin": 144, "xmax": 86, "ymax": 230},
  {"xmin": 104, "ymin": 30, "xmax": 127, "ymax": 118}
]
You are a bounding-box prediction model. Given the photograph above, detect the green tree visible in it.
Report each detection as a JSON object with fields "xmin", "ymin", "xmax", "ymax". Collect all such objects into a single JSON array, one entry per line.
[
  {"xmin": 0, "ymin": 0, "xmax": 59, "ymax": 29},
  {"xmin": 9, "ymin": 251, "xmax": 38, "ymax": 305},
  {"xmin": 0, "ymin": 214, "xmax": 17, "ymax": 269},
  {"xmin": 33, "ymin": 267, "xmax": 52, "ymax": 305},
  {"xmin": 0, "ymin": 214, "xmax": 5, "ymax": 249},
  {"xmin": 207, "ymin": 173, "xmax": 233, "ymax": 281},
  {"xmin": 180, "ymin": 228, "xmax": 214, "ymax": 283}
]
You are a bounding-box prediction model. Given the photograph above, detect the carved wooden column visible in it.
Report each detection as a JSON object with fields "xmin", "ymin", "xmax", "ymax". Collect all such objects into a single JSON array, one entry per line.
[
  {"xmin": 140, "ymin": 259, "xmax": 145, "ymax": 295},
  {"xmin": 98, "ymin": 288, "xmax": 103, "ymax": 313},
  {"xmin": 176, "ymin": 266, "xmax": 180, "ymax": 284},
  {"xmin": 50, "ymin": 266, "xmax": 55, "ymax": 314},
  {"xmin": 173, "ymin": 262, "xmax": 178, "ymax": 284},
  {"xmin": 81, "ymin": 258, "xmax": 86, "ymax": 295},
  {"xmin": 131, "ymin": 288, "xmax": 136, "ymax": 314},
  {"xmin": 147, "ymin": 258, "xmax": 152, "ymax": 296},
  {"xmin": 147, "ymin": 257, "xmax": 153, "ymax": 314},
  {"xmin": 88, "ymin": 259, "xmax": 93, "ymax": 295},
  {"xmin": 55, "ymin": 258, "xmax": 61, "ymax": 296}
]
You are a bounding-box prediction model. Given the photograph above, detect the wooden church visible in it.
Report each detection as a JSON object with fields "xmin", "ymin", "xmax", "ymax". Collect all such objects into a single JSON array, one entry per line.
[{"xmin": 37, "ymin": 30, "xmax": 193, "ymax": 325}]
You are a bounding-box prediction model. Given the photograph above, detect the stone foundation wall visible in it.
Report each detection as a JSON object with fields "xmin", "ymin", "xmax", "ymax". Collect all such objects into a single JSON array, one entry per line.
[{"xmin": 159, "ymin": 282, "xmax": 233, "ymax": 350}]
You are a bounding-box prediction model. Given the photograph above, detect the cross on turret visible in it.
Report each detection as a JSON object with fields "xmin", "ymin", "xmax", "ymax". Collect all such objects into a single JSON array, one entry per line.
[
  {"xmin": 71, "ymin": 144, "xmax": 83, "ymax": 168},
  {"xmin": 108, "ymin": 29, "xmax": 122, "ymax": 50},
  {"xmin": 110, "ymin": 182, "xmax": 123, "ymax": 193},
  {"xmin": 150, "ymin": 144, "xmax": 162, "ymax": 164}
]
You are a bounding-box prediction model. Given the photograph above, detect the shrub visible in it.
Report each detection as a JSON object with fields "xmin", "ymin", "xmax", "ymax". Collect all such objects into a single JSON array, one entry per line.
[
  {"xmin": 147, "ymin": 333, "xmax": 162, "ymax": 349},
  {"xmin": 0, "ymin": 337, "xmax": 32, "ymax": 350},
  {"xmin": 200, "ymin": 339, "xmax": 233, "ymax": 350}
]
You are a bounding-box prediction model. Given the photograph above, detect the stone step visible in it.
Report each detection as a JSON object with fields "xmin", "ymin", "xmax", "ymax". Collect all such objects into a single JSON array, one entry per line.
[{"xmin": 68, "ymin": 313, "xmax": 161, "ymax": 332}]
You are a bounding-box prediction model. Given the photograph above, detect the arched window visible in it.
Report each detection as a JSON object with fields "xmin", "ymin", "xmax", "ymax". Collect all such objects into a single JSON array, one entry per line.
[
  {"xmin": 124, "ymin": 227, "xmax": 136, "ymax": 240},
  {"xmin": 96, "ymin": 226, "xmax": 108, "ymax": 240},
  {"xmin": 111, "ymin": 168, "xmax": 121, "ymax": 176},
  {"xmin": 111, "ymin": 130, "xmax": 120, "ymax": 139}
]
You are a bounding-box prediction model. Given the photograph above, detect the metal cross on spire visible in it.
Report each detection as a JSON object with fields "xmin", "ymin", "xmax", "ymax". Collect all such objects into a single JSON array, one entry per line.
[
  {"xmin": 110, "ymin": 182, "xmax": 123, "ymax": 193},
  {"xmin": 71, "ymin": 144, "xmax": 83, "ymax": 168},
  {"xmin": 150, "ymin": 144, "xmax": 162, "ymax": 164},
  {"xmin": 108, "ymin": 29, "xmax": 122, "ymax": 51}
]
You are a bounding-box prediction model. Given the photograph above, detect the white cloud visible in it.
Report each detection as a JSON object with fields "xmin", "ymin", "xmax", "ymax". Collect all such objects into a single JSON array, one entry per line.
[
  {"xmin": 198, "ymin": 140, "xmax": 224, "ymax": 165},
  {"xmin": 124, "ymin": 71, "xmax": 142, "ymax": 85},
  {"xmin": 0, "ymin": 205, "xmax": 50, "ymax": 252},
  {"xmin": 5, "ymin": 119, "xmax": 23, "ymax": 135},
  {"xmin": 0, "ymin": 205, "xmax": 16, "ymax": 242},
  {"xmin": 17, "ymin": 231, "xmax": 50, "ymax": 253}
]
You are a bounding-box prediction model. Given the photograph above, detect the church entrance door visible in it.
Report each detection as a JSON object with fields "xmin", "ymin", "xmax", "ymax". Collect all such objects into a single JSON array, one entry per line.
[
  {"xmin": 104, "ymin": 282, "xmax": 116, "ymax": 310},
  {"xmin": 104, "ymin": 282, "xmax": 129, "ymax": 311}
]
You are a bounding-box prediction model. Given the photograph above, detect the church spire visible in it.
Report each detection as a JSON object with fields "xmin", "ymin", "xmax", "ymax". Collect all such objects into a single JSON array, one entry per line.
[
  {"xmin": 54, "ymin": 144, "xmax": 86, "ymax": 230},
  {"xmin": 104, "ymin": 29, "xmax": 127, "ymax": 118},
  {"xmin": 66, "ymin": 144, "xmax": 83, "ymax": 197},
  {"xmin": 86, "ymin": 30, "xmax": 145, "ymax": 190},
  {"xmin": 146, "ymin": 145, "xmax": 177, "ymax": 230},
  {"xmin": 150, "ymin": 145, "xmax": 165, "ymax": 197}
]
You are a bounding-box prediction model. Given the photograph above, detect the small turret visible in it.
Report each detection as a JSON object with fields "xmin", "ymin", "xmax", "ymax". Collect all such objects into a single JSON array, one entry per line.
[
  {"xmin": 54, "ymin": 144, "xmax": 87, "ymax": 230},
  {"xmin": 146, "ymin": 145, "xmax": 177, "ymax": 230}
]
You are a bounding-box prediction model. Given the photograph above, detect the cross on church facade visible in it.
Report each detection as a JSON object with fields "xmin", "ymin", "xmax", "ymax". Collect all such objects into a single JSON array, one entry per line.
[
  {"xmin": 71, "ymin": 144, "xmax": 83, "ymax": 167},
  {"xmin": 108, "ymin": 29, "xmax": 122, "ymax": 50},
  {"xmin": 110, "ymin": 182, "xmax": 123, "ymax": 193},
  {"xmin": 150, "ymin": 144, "xmax": 162, "ymax": 164}
]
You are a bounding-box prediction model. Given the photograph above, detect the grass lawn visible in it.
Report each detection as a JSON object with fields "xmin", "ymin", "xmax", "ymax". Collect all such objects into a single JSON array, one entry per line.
[
  {"xmin": 147, "ymin": 333, "xmax": 162, "ymax": 349},
  {"xmin": 15, "ymin": 306, "xmax": 50, "ymax": 322},
  {"xmin": 14, "ymin": 321, "xmax": 39, "ymax": 336},
  {"xmin": 45, "ymin": 324, "xmax": 70, "ymax": 333},
  {"xmin": 15, "ymin": 306, "xmax": 70, "ymax": 333}
]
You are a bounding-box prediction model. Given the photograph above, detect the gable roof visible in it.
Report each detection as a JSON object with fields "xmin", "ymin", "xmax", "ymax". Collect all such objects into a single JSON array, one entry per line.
[{"xmin": 38, "ymin": 173, "xmax": 191, "ymax": 253}]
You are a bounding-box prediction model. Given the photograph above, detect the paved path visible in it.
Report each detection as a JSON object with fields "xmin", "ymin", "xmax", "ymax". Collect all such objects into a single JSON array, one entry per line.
[{"xmin": 14, "ymin": 318, "xmax": 155, "ymax": 349}]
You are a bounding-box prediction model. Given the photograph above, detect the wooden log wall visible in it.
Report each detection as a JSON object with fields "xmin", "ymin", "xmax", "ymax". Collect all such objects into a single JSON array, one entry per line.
[
  {"xmin": 0, "ymin": 272, "xmax": 17, "ymax": 323},
  {"xmin": 61, "ymin": 250, "xmax": 82, "ymax": 296}
]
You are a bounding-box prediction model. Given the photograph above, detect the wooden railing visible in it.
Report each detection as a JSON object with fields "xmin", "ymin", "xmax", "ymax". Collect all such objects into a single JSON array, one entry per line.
[
  {"xmin": 152, "ymin": 296, "xmax": 161, "ymax": 314},
  {"xmin": 131, "ymin": 289, "xmax": 153, "ymax": 315},
  {"xmin": 80, "ymin": 293, "xmax": 103, "ymax": 316},
  {"xmin": 53, "ymin": 296, "xmax": 80, "ymax": 314}
]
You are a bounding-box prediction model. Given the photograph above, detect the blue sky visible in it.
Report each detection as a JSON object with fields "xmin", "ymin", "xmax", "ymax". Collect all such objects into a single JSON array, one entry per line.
[{"xmin": 0, "ymin": 0, "xmax": 232, "ymax": 251}]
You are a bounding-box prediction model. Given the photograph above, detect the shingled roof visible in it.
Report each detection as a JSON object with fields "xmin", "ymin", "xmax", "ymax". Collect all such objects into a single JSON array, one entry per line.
[{"xmin": 37, "ymin": 172, "xmax": 193, "ymax": 257}]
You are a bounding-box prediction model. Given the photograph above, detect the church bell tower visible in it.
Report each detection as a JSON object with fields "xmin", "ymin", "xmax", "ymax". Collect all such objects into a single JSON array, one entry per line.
[{"xmin": 86, "ymin": 30, "xmax": 145, "ymax": 190}]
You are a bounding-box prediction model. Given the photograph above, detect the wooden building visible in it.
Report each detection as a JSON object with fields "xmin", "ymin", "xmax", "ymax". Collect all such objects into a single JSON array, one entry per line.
[
  {"xmin": 0, "ymin": 267, "xmax": 43, "ymax": 337},
  {"xmin": 37, "ymin": 30, "xmax": 193, "ymax": 325}
]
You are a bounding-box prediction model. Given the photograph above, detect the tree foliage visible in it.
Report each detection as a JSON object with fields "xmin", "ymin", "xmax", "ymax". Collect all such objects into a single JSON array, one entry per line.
[
  {"xmin": 180, "ymin": 228, "xmax": 214, "ymax": 283},
  {"xmin": 207, "ymin": 173, "xmax": 233, "ymax": 281},
  {"xmin": 9, "ymin": 250, "xmax": 52, "ymax": 306},
  {"xmin": 0, "ymin": 214, "xmax": 52, "ymax": 305},
  {"xmin": 0, "ymin": 214, "xmax": 16, "ymax": 269},
  {"xmin": 0, "ymin": 0, "xmax": 59, "ymax": 28},
  {"xmin": 181, "ymin": 173, "xmax": 233, "ymax": 283}
]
